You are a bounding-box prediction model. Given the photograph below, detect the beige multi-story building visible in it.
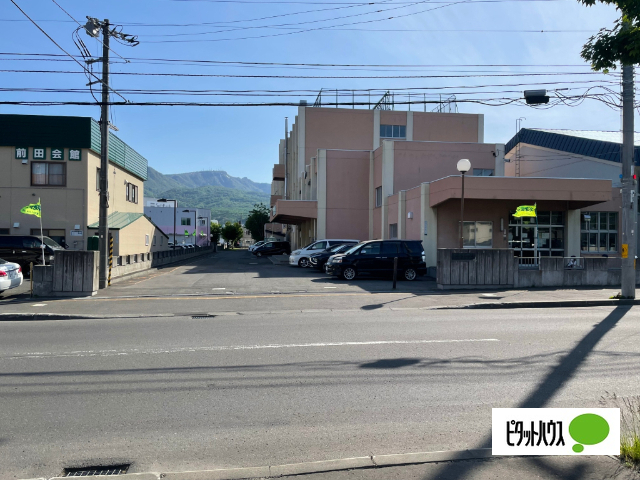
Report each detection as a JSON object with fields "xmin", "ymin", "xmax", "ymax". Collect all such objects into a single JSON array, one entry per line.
[
  {"xmin": 0, "ymin": 114, "xmax": 168, "ymax": 258},
  {"xmin": 270, "ymin": 106, "xmax": 615, "ymax": 269}
]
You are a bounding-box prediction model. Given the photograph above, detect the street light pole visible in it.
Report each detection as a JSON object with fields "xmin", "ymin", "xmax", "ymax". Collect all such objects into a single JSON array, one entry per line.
[
  {"xmin": 457, "ymin": 159, "xmax": 471, "ymax": 249},
  {"xmin": 621, "ymin": 64, "xmax": 636, "ymax": 298}
]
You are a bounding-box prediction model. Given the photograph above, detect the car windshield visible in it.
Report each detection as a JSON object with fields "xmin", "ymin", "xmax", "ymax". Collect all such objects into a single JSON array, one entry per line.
[
  {"xmin": 334, "ymin": 244, "xmax": 354, "ymax": 253},
  {"xmin": 41, "ymin": 236, "xmax": 62, "ymax": 248},
  {"xmin": 0, "ymin": 258, "xmax": 7, "ymax": 264},
  {"xmin": 342, "ymin": 243, "xmax": 363, "ymax": 255}
]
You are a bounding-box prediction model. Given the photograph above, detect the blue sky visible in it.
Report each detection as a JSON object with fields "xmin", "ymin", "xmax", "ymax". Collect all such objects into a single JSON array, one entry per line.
[{"xmin": 0, "ymin": 0, "xmax": 629, "ymax": 183}]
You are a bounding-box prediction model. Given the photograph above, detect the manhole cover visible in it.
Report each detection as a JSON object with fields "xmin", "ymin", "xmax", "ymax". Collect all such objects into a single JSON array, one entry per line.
[{"xmin": 63, "ymin": 464, "xmax": 130, "ymax": 476}]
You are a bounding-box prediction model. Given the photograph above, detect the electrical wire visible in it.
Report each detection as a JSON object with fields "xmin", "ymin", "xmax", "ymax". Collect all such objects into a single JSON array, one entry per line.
[
  {"xmin": 0, "ymin": 69, "xmax": 611, "ymax": 79},
  {"xmin": 8, "ymin": 0, "xmax": 127, "ymax": 101}
]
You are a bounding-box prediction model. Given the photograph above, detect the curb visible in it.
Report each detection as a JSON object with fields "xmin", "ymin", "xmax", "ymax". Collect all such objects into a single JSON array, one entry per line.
[
  {"xmin": 0, "ymin": 313, "xmax": 176, "ymax": 321},
  {"xmin": 435, "ymin": 299, "xmax": 639, "ymax": 310},
  {"xmin": 24, "ymin": 449, "xmax": 493, "ymax": 480}
]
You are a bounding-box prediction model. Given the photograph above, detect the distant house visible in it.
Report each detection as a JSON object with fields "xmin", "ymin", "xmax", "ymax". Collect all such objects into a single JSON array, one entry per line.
[{"xmin": 143, "ymin": 198, "xmax": 211, "ymax": 246}]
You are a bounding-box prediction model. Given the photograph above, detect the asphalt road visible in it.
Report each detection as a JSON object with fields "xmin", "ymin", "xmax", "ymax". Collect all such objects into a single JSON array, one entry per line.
[{"xmin": 2, "ymin": 304, "xmax": 640, "ymax": 479}]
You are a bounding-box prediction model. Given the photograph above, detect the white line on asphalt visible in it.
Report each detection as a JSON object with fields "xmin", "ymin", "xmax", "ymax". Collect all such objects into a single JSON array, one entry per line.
[
  {"xmin": 324, "ymin": 286, "xmax": 337, "ymax": 289},
  {"xmin": 2, "ymin": 339, "xmax": 499, "ymax": 360},
  {"xmin": 31, "ymin": 304, "xmax": 47, "ymax": 307},
  {"xmin": 212, "ymin": 288, "xmax": 225, "ymax": 290}
]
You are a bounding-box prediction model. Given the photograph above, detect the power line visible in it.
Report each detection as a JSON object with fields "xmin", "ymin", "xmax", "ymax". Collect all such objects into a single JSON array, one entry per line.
[
  {"xmin": 49, "ymin": 0, "xmax": 130, "ymax": 63},
  {"xmin": 0, "ymin": 52, "xmax": 599, "ymax": 68},
  {"xmin": 8, "ymin": 0, "xmax": 127, "ymax": 102},
  {"xmin": 0, "ymin": 69, "xmax": 611, "ymax": 79}
]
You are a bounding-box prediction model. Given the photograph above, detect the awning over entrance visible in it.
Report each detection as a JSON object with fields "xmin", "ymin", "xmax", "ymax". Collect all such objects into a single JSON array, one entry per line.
[
  {"xmin": 429, "ymin": 176, "xmax": 612, "ymax": 209},
  {"xmin": 270, "ymin": 199, "xmax": 317, "ymax": 225}
]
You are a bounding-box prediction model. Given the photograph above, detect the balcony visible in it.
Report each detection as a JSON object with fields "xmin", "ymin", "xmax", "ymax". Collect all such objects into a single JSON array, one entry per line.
[
  {"xmin": 270, "ymin": 199, "xmax": 317, "ymax": 224},
  {"xmin": 270, "ymin": 194, "xmax": 282, "ymax": 207},
  {"xmin": 273, "ymin": 164, "xmax": 285, "ymax": 181}
]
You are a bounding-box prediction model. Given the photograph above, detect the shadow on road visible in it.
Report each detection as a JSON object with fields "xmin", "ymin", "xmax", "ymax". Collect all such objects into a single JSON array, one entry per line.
[
  {"xmin": 420, "ymin": 304, "xmax": 632, "ymax": 480},
  {"xmin": 360, "ymin": 358, "xmax": 421, "ymax": 369}
]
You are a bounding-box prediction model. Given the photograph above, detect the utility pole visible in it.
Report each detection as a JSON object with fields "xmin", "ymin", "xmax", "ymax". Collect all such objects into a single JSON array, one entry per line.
[
  {"xmin": 284, "ymin": 117, "xmax": 288, "ymax": 200},
  {"xmin": 98, "ymin": 19, "xmax": 110, "ymax": 289},
  {"xmin": 621, "ymin": 63, "xmax": 636, "ymax": 298}
]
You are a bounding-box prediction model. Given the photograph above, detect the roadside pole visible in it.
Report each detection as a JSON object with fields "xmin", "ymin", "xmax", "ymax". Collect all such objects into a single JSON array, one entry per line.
[
  {"xmin": 392, "ymin": 257, "xmax": 398, "ymax": 290},
  {"xmin": 621, "ymin": 63, "xmax": 636, "ymax": 298},
  {"xmin": 98, "ymin": 19, "xmax": 110, "ymax": 289}
]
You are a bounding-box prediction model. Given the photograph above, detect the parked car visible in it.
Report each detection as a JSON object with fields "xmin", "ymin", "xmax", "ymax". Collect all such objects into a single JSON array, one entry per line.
[
  {"xmin": 325, "ymin": 240, "xmax": 426, "ymax": 281},
  {"xmin": 249, "ymin": 241, "xmax": 265, "ymax": 252},
  {"xmin": 308, "ymin": 243, "xmax": 357, "ymax": 271},
  {"xmin": 253, "ymin": 241, "xmax": 291, "ymax": 257},
  {"xmin": 0, "ymin": 258, "xmax": 23, "ymax": 294},
  {"xmin": 289, "ymin": 238, "xmax": 360, "ymax": 268},
  {"xmin": 0, "ymin": 235, "xmax": 64, "ymax": 273}
]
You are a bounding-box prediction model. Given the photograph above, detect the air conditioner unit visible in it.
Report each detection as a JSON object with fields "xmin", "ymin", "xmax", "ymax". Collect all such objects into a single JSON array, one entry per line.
[{"xmin": 407, "ymin": 212, "xmax": 413, "ymax": 219}]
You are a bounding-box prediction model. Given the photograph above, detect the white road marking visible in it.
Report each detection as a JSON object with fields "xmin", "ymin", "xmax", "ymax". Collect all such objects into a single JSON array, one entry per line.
[
  {"xmin": 482, "ymin": 294, "xmax": 497, "ymax": 297},
  {"xmin": 212, "ymin": 288, "xmax": 225, "ymax": 290},
  {"xmin": 2, "ymin": 339, "xmax": 499, "ymax": 360},
  {"xmin": 324, "ymin": 286, "xmax": 337, "ymax": 289},
  {"xmin": 31, "ymin": 304, "xmax": 47, "ymax": 307}
]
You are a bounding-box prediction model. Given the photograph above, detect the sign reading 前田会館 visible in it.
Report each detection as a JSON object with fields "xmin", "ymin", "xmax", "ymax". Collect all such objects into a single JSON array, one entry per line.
[
  {"xmin": 492, "ymin": 408, "xmax": 620, "ymax": 455},
  {"xmin": 14, "ymin": 147, "xmax": 82, "ymax": 161}
]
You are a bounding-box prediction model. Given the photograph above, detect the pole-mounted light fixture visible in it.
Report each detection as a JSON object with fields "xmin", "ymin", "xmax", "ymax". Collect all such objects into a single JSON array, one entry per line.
[{"xmin": 457, "ymin": 159, "xmax": 471, "ymax": 249}]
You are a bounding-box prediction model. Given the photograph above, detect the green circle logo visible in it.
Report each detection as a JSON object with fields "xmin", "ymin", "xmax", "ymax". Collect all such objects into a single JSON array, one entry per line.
[{"xmin": 569, "ymin": 414, "xmax": 610, "ymax": 453}]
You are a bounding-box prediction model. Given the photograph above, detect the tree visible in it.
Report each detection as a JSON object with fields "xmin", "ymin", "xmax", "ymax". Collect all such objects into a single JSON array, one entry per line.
[
  {"xmin": 244, "ymin": 203, "xmax": 270, "ymax": 241},
  {"xmin": 221, "ymin": 221, "xmax": 243, "ymax": 247},
  {"xmin": 210, "ymin": 222, "xmax": 221, "ymax": 245},
  {"xmin": 578, "ymin": 0, "xmax": 640, "ymax": 70}
]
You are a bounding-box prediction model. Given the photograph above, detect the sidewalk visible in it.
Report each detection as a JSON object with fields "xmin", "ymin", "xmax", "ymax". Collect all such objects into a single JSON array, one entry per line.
[{"xmin": 284, "ymin": 455, "xmax": 638, "ymax": 480}]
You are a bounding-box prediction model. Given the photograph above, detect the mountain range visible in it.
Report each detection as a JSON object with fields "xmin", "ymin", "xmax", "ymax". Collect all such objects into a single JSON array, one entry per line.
[{"xmin": 145, "ymin": 167, "xmax": 271, "ymax": 223}]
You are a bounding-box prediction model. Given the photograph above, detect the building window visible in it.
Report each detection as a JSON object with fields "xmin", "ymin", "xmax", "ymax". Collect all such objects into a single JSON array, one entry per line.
[
  {"xmin": 0, "ymin": 228, "xmax": 9, "ymax": 235},
  {"xmin": 153, "ymin": 236, "xmax": 157, "ymax": 246},
  {"xmin": 126, "ymin": 183, "xmax": 139, "ymax": 203},
  {"xmin": 473, "ymin": 168, "xmax": 494, "ymax": 176},
  {"xmin": 198, "ymin": 218, "xmax": 207, "ymax": 226},
  {"xmin": 160, "ymin": 236, "xmax": 163, "ymax": 245},
  {"xmin": 375, "ymin": 186, "xmax": 382, "ymax": 207},
  {"xmin": 31, "ymin": 162, "xmax": 66, "ymax": 186},
  {"xmin": 181, "ymin": 218, "xmax": 191, "ymax": 226},
  {"xmin": 389, "ymin": 223, "xmax": 398, "ymax": 239},
  {"xmin": 145, "ymin": 234, "xmax": 150, "ymax": 246},
  {"xmin": 96, "ymin": 167, "xmax": 100, "ymax": 191},
  {"xmin": 509, "ymin": 211, "xmax": 564, "ymax": 258},
  {"xmin": 380, "ymin": 125, "xmax": 406, "ymax": 139},
  {"xmin": 581, "ymin": 212, "xmax": 618, "ymax": 253},
  {"xmin": 463, "ymin": 221, "xmax": 493, "ymax": 248}
]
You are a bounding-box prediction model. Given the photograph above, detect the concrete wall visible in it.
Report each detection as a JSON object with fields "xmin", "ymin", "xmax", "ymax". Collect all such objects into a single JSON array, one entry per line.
[
  {"xmin": 33, "ymin": 250, "xmax": 98, "ymax": 297},
  {"xmin": 324, "ymin": 150, "xmax": 370, "ymax": 241},
  {"xmin": 437, "ymin": 248, "xmax": 640, "ymax": 289},
  {"xmin": 412, "ymin": 112, "xmax": 481, "ymax": 143},
  {"xmin": 109, "ymin": 246, "xmax": 213, "ymax": 281},
  {"xmin": 405, "ymin": 186, "xmax": 422, "ymax": 240},
  {"xmin": 391, "ymin": 141, "xmax": 498, "ymax": 193}
]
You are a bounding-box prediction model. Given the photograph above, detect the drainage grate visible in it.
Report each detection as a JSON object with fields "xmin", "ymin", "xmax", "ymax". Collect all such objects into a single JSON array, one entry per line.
[
  {"xmin": 63, "ymin": 464, "xmax": 130, "ymax": 476},
  {"xmin": 192, "ymin": 314, "xmax": 217, "ymax": 319}
]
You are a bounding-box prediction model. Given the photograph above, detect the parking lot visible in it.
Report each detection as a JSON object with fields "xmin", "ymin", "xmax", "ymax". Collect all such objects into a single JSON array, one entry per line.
[{"xmin": 102, "ymin": 248, "xmax": 435, "ymax": 297}]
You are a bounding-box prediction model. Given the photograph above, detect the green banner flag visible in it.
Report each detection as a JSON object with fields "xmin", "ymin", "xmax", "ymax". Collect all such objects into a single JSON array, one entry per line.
[
  {"xmin": 513, "ymin": 203, "xmax": 536, "ymax": 218},
  {"xmin": 184, "ymin": 229, "xmax": 189, "ymax": 237},
  {"xmin": 192, "ymin": 231, "xmax": 197, "ymax": 237},
  {"xmin": 20, "ymin": 199, "xmax": 41, "ymax": 218}
]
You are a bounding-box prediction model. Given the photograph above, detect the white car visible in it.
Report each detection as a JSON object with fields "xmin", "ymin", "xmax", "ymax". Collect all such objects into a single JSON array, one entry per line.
[
  {"xmin": 289, "ymin": 239, "xmax": 360, "ymax": 268},
  {"xmin": 0, "ymin": 258, "xmax": 23, "ymax": 294},
  {"xmin": 249, "ymin": 241, "xmax": 265, "ymax": 252}
]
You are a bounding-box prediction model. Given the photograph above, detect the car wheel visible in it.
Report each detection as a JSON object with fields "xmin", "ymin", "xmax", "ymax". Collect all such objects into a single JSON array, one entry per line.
[
  {"xmin": 404, "ymin": 268, "xmax": 417, "ymax": 281},
  {"xmin": 342, "ymin": 267, "xmax": 356, "ymax": 280},
  {"xmin": 298, "ymin": 257, "xmax": 310, "ymax": 268}
]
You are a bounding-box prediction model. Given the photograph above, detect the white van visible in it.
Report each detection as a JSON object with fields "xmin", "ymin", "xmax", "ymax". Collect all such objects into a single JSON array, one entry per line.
[{"xmin": 289, "ymin": 239, "xmax": 359, "ymax": 268}]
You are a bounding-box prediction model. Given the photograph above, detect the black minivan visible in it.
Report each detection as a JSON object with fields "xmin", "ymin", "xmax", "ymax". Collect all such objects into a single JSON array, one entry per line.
[
  {"xmin": 0, "ymin": 235, "xmax": 65, "ymax": 272},
  {"xmin": 325, "ymin": 240, "xmax": 426, "ymax": 281},
  {"xmin": 253, "ymin": 241, "xmax": 291, "ymax": 257}
]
